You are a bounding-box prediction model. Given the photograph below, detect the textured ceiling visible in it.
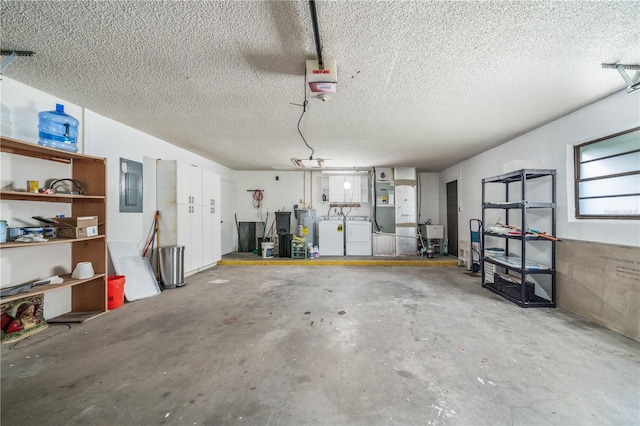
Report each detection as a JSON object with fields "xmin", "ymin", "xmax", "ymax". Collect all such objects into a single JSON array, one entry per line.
[{"xmin": 2, "ymin": 1, "xmax": 639, "ymax": 171}]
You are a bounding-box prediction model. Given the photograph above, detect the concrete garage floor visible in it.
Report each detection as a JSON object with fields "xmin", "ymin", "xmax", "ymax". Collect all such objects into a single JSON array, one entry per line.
[{"xmin": 2, "ymin": 266, "xmax": 639, "ymax": 425}]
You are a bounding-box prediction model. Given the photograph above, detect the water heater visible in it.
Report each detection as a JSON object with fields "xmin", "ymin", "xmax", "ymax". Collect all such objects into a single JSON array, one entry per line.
[{"xmin": 296, "ymin": 208, "xmax": 317, "ymax": 247}]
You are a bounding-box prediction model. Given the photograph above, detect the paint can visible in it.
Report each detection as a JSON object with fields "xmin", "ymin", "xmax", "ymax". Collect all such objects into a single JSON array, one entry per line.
[
  {"xmin": 27, "ymin": 180, "xmax": 39, "ymax": 193},
  {"xmin": 7, "ymin": 227, "xmax": 22, "ymax": 241},
  {"xmin": 261, "ymin": 242, "xmax": 274, "ymax": 259},
  {"xmin": 0, "ymin": 221, "xmax": 7, "ymax": 243}
]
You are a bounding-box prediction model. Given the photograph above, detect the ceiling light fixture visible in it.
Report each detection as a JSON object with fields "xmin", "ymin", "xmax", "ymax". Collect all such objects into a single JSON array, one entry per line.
[
  {"xmin": 321, "ymin": 169, "xmax": 369, "ymax": 175},
  {"xmin": 602, "ymin": 63, "xmax": 640, "ymax": 94},
  {"xmin": 290, "ymin": 0, "xmax": 337, "ymax": 169},
  {"xmin": 291, "ymin": 158, "xmax": 330, "ymax": 169}
]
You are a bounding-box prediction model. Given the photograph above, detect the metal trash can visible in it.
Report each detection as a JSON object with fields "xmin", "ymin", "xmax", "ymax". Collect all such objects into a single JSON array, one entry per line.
[{"xmin": 158, "ymin": 246, "xmax": 186, "ymax": 289}]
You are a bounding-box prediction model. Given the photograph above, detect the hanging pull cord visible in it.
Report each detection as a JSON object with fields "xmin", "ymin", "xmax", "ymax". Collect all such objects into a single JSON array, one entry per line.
[{"xmin": 297, "ymin": 100, "xmax": 314, "ymax": 159}]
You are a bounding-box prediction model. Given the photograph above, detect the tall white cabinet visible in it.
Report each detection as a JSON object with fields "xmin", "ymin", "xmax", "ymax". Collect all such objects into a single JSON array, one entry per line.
[
  {"xmin": 201, "ymin": 168, "xmax": 221, "ymax": 266},
  {"xmin": 157, "ymin": 160, "xmax": 221, "ymax": 275}
]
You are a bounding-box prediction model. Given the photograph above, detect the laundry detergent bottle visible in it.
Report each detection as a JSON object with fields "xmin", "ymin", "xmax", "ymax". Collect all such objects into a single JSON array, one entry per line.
[{"xmin": 38, "ymin": 103, "xmax": 79, "ymax": 152}]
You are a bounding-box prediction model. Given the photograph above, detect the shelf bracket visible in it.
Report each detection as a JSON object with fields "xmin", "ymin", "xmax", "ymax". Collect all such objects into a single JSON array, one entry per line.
[{"xmin": 602, "ymin": 63, "xmax": 640, "ymax": 94}]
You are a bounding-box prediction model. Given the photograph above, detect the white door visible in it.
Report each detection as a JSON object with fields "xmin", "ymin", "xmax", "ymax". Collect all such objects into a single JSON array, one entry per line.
[{"xmin": 221, "ymin": 179, "xmax": 234, "ymax": 254}]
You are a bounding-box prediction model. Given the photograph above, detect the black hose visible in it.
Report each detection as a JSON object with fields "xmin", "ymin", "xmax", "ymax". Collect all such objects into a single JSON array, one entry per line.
[{"xmin": 372, "ymin": 168, "xmax": 382, "ymax": 232}]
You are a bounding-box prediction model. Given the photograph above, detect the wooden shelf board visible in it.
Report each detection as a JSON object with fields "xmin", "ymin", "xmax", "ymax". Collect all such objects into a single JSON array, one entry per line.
[
  {"xmin": 1, "ymin": 235, "xmax": 105, "ymax": 249},
  {"xmin": 0, "ymin": 273, "xmax": 106, "ymax": 304},
  {"xmin": 47, "ymin": 311, "xmax": 105, "ymax": 323},
  {"xmin": 0, "ymin": 190, "xmax": 105, "ymax": 202},
  {"xmin": 0, "ymin": 136, "xmax": 105, "ymax": 162}
]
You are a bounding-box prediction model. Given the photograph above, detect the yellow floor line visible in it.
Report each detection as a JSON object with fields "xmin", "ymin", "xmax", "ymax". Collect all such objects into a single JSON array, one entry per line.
[{"xmin": 218, "ymin": 259, "xmax": 459, "ymax": 266}]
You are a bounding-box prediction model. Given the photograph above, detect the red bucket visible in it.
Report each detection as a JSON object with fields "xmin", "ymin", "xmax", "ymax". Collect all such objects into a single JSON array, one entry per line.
[{"xmin": 107, "ymin": 275, "xmax": 126, "ymax": 310}]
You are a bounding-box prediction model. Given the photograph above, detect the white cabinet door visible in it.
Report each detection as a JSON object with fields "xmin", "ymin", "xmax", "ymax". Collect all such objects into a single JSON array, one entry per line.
[
  {"xmin": 176, "ymin": 162, "xmax": 192, "ymax": 205},
  {"xmin": 190, "ymin": 166, "xmax": 202, "ymax": 206},
  {"xmin": 329, "ymin": 176, "xmax": 345, "ymax": 202},
  {"xmin": 201, "ymin": 169, "xmax": 220, "ymax": 208},
  {"xmin": 158, "ymin": 161, "xmax": 218, "ymax": 273},
  {"xmin": 346, "ymin": 175, "xmax": 361, "ymax": 203},
  {"xmin": 212, "ymin": 205, "xmax": 222, "ymax": 262},
  {"xmin": 202, "ymin": 205, "xmax": 214, "ymax": 266},
  {"xmin": 176, "ymin": 203, "xmax": 203, "ymax": 273},
  {"xmin": 177, "ymin": 203, "xmax": 192, "ymax": 272},
  {"xmin": 190, "ymin": 204, "xmax": 203, "ymax": 270},
  {"xmin": 176, "ymin": 162, "xmax": 202, "ymax": 205},
  {"xmin": 201, "ymin": 169, "xmax": 222, "ymax": 265},
  {"xmin": 329, "ymin": 175, "xmax": 361, "ymax": 202}
]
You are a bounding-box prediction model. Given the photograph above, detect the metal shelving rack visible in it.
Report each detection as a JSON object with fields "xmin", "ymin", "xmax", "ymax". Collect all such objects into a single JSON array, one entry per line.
[{"xmin": 481, "ymin": 169, "xmax": 556, "ymax": 308}]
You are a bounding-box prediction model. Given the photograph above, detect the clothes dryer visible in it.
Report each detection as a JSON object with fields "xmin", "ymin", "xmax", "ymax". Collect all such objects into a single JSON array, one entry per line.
[{"xmin": 345, "ymin": 217, "xmax": 372, "ymax": 256}]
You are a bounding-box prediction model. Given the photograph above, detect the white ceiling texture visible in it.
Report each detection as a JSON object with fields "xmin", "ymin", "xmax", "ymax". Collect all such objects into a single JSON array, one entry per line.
[{"xmin": 1, "ymin": 1, "xmax": 639, "ymax": 171}]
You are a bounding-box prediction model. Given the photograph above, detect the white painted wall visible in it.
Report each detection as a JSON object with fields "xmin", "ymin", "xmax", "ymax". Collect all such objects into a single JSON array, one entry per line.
[
  {"xmin": 0, "ymin": 78, "xmax": 84, "ymax": 149},
  {"xmin": 84, "ymin": 111, "xmax": 235, "ymax": 251},
  {"xmin": 1, "ymin": 77, "xmax": 235, "ymax": 252},
  {"xmin": 419, "ymin": 173, "xmax": 439, "ymax": 225},
  {"xmin": 234, "ymin": 171, "xmax": 373, "ymax": 245},
  {"xmin": 440, "ymin": 89, "xmax": 640, "ymax": 248},
  {"xmin": 234, "ymin": 170, "xmax": 444, "ymax": 249},
  {"xmin": 1, "ymin": 77, "xmax": 236, "ymax": 317},
  {"xmin": 1, "ymin": 78, "xmax": 85, "ymax": 318}
]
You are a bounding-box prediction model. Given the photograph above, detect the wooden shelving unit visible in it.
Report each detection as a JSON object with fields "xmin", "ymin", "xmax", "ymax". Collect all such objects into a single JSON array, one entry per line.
[
  {"xmin": 0, "ymin": 190, "xmax": 105, "ymax": 202},
  {"xmin": 0, "ymin": 136, "xmax": 108, "ymax": 322},
  {"xmin": 0, "ymin": 235, "xmax": 104, "ymax": 249}
]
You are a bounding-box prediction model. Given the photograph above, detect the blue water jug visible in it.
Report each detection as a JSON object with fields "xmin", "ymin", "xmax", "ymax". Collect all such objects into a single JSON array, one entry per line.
[{"xmin": 38, "ymin": 103, "xmax": 79, "ymax": 152}]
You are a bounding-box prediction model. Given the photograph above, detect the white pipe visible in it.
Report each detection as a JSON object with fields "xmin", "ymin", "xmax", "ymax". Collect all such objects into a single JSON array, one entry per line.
[{"xmin": 310, "ymin": 171, "xmax": 313, "ymax": 208}]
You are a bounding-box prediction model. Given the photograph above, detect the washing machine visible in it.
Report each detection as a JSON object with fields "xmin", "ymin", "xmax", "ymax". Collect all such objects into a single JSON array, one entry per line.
[
  {"xmin": 319, "ymin": 216, "xmax": 344, "ymax": 256},
  {"xmin": 345, "ymin": 216, "xmax": 372, "ymax": 256}
]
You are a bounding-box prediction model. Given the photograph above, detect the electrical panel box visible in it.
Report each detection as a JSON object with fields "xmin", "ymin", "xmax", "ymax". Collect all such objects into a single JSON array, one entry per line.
[{"xmin": 119, "ymin": 158, "xmax": 143, "ymax": 213}]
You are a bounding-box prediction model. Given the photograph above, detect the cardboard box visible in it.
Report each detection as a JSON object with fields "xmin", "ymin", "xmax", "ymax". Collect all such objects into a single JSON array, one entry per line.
[
  {"xmin": 484, "ymin": 262, "xmax": 496, "ymax": 283},
  {"xmin": 54, "ymin": 216, "xmax": 99, "ymax": 239}
]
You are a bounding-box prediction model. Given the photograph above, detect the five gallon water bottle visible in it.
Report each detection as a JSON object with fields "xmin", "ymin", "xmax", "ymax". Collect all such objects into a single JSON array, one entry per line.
[{"xmin": 38, "ymin": 103, "xmax": 79, "ymax": 152}]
